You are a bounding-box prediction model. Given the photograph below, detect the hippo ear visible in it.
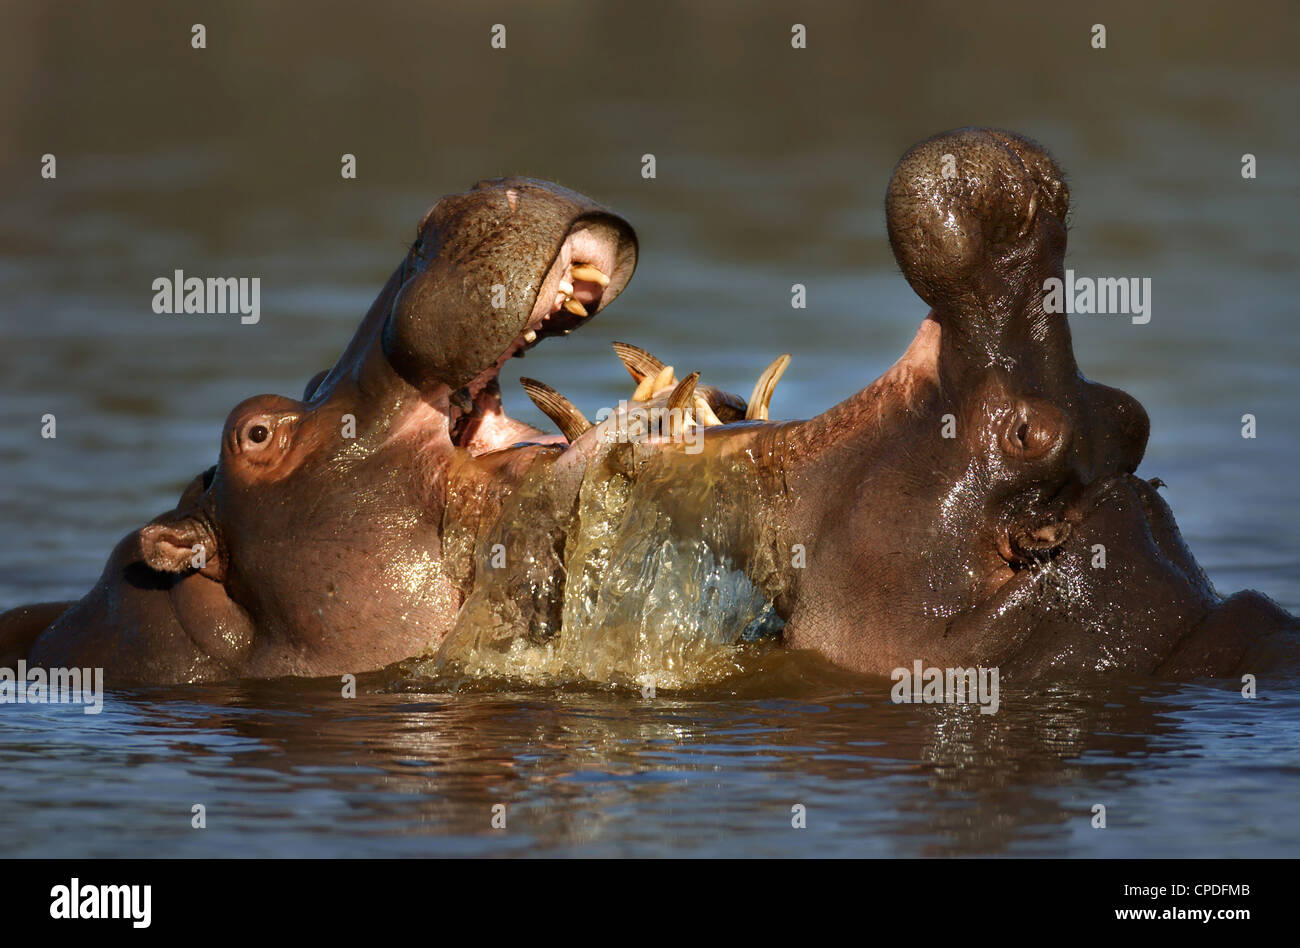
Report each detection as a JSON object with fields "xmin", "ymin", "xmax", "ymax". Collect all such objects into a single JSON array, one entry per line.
[
  {"xmin": 302, "ymin": 369, "xmax": 329, "ymax": 402},
  {"xmin": 139, "ymin": 517, "xmax": 223, "ymax": 580}
]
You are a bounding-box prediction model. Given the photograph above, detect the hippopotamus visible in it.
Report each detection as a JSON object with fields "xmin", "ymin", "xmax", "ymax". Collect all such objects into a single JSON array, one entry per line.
[
  {"xmin": 513, "ymin": 128, "xmax": 1297, "ymax": 680},
  {"xmin": 0, "ymin": 178, "xmax": 637, "ymax": 683}
]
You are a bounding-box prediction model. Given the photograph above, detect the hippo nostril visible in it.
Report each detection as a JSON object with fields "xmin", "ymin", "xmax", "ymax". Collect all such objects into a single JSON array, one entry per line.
[
  {"xmin": 1016, "ymin": 422, "xmax": 1030, "ymax": 445},
  {"xmin": 1025, "ymin": 521, "xmax": 1071, "ymax": 548},
  {"xmin": 1002, "ymin": 520, "xmax": 1072, "ymax": 566}
]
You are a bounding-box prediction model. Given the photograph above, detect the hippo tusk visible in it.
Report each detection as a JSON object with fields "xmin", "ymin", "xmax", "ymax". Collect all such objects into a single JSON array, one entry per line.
[
  {"xmin": 667, "ymin": 372, "xmax": 700, "ymax": 436},
  {"xmin": 612, "ymin": 341, "xmax": 668, "ymax": 383},
  {"xmin": 615, "ymin": 342, "xmax": 746, "ymax": 422},
  {"xmin": 520, "ymin": 377, "xmax": 592, "ymax": 442},
  {"xmin": 745, "ymin": 354, "xmax": 791, "ymax": 421}
]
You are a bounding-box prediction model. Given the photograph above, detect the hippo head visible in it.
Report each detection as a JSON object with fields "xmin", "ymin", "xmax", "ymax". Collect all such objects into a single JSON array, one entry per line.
[
  {"xmin": 384, "ymin": 177, "xmax": 637, "ymax": 395},
  {"xmin": 29, "ymin": 178, "xmax": 636, "ymax": 681},
  {"xmin": 768, "ymin": 129, "xmax": 1297, "ymax": 677}
]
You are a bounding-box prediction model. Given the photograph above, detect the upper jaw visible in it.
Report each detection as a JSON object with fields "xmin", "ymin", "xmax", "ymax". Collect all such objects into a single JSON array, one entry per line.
[
  {"xmin": 378, "ymin": 179, "xmax": 637, "ymax": 451},
  {"xmin": 444, "ymin": 218, "xmax": 636, "ymax": 452},
  {"xmin": 499, "ymin": 218, "xmax": 635, "ymax": 361},
  {"xmin": 381, "ymin": 179, "xmax": 637, "ymax": 399}
]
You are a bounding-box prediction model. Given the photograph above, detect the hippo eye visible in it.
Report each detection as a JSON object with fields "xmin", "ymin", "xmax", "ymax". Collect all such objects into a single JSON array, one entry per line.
[
  {"xmin": 237, "ymin": 417, "xmax": 279, "ymax": 452},
  {"xmin": 229, "ymin": 410, "xmax": 301, "ymax": 465}
]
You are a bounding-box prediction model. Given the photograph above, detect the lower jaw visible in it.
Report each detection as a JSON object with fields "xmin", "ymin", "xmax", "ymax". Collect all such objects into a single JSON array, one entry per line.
[
  {"xmin": 448, "ymin": 385, "xmax": 504, "ymax": 450},
  {"xmin": 448, "ymin": 382, "xmax": 553, "ymax": 455},
  {"xmin": 448, "ymin": 320, "xmax": 597, "ymax": 455}
]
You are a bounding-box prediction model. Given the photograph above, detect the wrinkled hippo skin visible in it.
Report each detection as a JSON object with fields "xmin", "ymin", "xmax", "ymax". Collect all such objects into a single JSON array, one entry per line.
[
  {"xmin": 582, "ymin": 128, "xmax": 1297, "ymax": 679},
  {"xmin": 0, "ymin": 178, "xmax": 636, "ymax": 683}
]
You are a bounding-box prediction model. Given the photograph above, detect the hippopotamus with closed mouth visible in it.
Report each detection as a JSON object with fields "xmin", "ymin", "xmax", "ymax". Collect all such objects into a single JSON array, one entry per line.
[
  {"xmin": 0, "ymin": 178, "xmax": 637, "ymax": 683},
  {"xmin": 518, "ymin": 128, "xmax": 1297, "ymax": 680}
]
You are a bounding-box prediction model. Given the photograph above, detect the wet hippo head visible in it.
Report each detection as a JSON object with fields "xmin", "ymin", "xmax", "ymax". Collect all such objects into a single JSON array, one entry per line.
[
  {"xmin": 559, "ymin": 128, "xmax": 1296, "ymax": 683},
  {"xmin": 16, "ymin": 179, "xmax": 637, "ymax": 682},
  {"xmin": 312, "ymin": 176, "xmax": 637, "ymax": 451},
  {"xmin": 776, "ymin": 127, "xmax": 1296, "ymax": 677}
]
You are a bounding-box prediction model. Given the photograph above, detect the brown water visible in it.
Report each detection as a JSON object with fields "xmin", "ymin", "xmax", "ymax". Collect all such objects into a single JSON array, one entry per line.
[{"xmin": 1, "ymin": 1, "xmax": 1298, "ymax": 856}]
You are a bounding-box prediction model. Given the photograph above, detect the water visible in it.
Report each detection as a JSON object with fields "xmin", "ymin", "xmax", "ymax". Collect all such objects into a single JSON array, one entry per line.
[
  {"xmin": 1, "ymin": 1, "xmax": 1298, "ymax": 856},
  {"xmin": 434, "ymin": 425, "xmax": 786, "ymax": 687},
  {"xmin": 3, "ymin": 671, "xmax": 1298, "ymax": 857}
]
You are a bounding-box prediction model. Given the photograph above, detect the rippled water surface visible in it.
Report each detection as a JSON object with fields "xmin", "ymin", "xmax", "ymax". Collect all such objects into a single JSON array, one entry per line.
[{"xmin": 1, "ymin": 1, "xmax": 1297, "ymax": 856}]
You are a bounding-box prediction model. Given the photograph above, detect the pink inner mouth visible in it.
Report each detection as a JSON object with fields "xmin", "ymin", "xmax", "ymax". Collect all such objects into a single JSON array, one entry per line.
[
  {"xmin": 503, "ymin": 225, "xmax": 618, "ymax": 358},
  {"xmin": 450, "ymin": 226, "xmax": 623, "ymax": 454}
]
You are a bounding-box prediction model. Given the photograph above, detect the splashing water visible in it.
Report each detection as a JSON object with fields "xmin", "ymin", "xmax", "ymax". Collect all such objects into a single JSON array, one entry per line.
[{"xmin": 420, "ymin": 445, "xmax": 784, "ymax": 689}]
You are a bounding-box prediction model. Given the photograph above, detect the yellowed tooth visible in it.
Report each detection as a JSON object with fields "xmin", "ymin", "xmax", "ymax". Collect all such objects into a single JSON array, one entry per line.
[
  {"xmin": 562, "ymin": 297, "xmax": 589, "ymax": 317},
  {"xmin": 631, "ymin": 373, "xmax": 657, "ymax": 401},
  {"xmin": 693, "ymin": 394, "xmax": 724, "ymax": 427},
  {"xmin": 746, "ymin": 353, "xmax": 791, "ymax": 421},
  {"xmin": 523, "ymin": 328, "xmax": 538, "ymax": 344},
  {"xmin": 612, "ymin": 341, "xmax": 667, "ymax": 383},
  {"xmin": 520, "ymin": 377, "xmax": 592, "ymax": 443},
  {"xmin": 558, "ymin": 279, "xmax": 574, "ymax": 296},
  {"xmin": 650, "ymin": 364, "xmax": 676, "ymax": 397},
  {"xmin": 571, "ymin": 264, "xmax": 610, "ymax": 286}
]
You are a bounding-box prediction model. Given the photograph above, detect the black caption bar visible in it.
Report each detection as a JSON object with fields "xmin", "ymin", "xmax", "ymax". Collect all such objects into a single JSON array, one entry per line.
[{"xmin": 4, "ymin": 858, "xmax": 1285, "ymax": 934}]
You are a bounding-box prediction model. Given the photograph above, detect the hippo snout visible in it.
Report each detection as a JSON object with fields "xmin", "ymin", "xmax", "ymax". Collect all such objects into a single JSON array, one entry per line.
[{"xmin": 1160, "ymin": 590, "xmax": 1300, "ymax": 676}]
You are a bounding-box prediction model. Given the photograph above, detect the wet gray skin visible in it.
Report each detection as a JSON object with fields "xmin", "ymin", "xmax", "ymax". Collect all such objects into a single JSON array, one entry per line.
[
  {"xmin": 535, "ymin": 128, "xmax": 1298, "ymax": 680},
  {"xmin": 0, "ymin": 178, "xmax": 636, "ymax": 684}
]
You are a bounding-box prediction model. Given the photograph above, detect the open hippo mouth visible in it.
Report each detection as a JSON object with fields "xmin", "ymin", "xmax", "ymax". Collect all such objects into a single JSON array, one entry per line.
[
  {"xmin": 504, "ymin": 227, "xmax": 620, "ymax": 356},
  {"xmin": 382, "ymin": 177, "xmax": 638, "ymax": 454},
  {"xmin": 449, "ymin": 224, "xmax": 631, "ymax": 451}
]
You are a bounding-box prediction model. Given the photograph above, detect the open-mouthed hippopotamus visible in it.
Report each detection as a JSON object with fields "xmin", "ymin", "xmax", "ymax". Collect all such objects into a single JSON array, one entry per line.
[
  {"xmin": 504, "ymin": 128, "xmax": 1297, "ymax": 681},
  {"xmin": 0, "ymin": 177, "xmax": 637, "ymax": 683}
]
